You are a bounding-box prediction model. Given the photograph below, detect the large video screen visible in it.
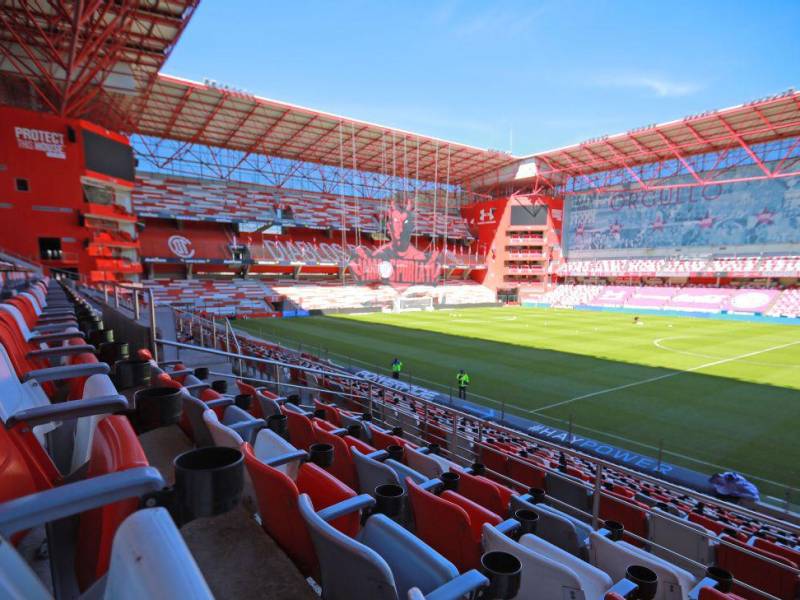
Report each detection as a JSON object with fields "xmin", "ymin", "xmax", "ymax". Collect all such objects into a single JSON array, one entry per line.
[
  {"xmin": 83, "ymin": 130, "xmax": 135, "ymax": 182},
  {"xmin": 510, "ymin": 204, "xmax": 547, "ymax": 225}
]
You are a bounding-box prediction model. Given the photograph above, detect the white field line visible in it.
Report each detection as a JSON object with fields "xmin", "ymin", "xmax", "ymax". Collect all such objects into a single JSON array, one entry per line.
[
  {"xmin": 653, "ymin": 336, "xmax": 799, "ymax": 369},
  {"xmin": 239, "ymin": 321, "xmax": 799, "ymax": 489},
  {"xmin": 532, "ymin": 339, "xmax": 800, "ymax": 414}
]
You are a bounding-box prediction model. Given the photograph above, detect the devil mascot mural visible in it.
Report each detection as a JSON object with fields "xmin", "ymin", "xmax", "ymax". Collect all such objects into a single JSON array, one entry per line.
[{"xmin": 349, "ymin": 199, "xmax": 441, "ymax": 287}]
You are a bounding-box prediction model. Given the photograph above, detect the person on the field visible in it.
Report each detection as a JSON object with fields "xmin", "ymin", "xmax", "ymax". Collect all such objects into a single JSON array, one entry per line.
[
  {"xmin": 391, "ymin": 357, "xmax": 403, "ymax": 380},
  {"xmin": 456, "ymin": 369, "xmax": 470, "ymax": 400}
]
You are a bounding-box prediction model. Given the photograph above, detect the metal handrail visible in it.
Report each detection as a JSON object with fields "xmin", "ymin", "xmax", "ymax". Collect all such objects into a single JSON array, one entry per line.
[{"xmin": 156, "ymin": 328, "xmax": 800, "ymax": 537}]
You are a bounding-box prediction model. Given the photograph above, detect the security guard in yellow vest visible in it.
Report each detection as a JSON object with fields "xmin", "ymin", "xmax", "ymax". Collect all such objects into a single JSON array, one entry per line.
[
  {"xmin": 391, "ymin": 357, "xmax": 403, "ymax": 380},
  {"xmin": 456, "ymin": 369, "xmax": 470, "ymax": 399}
]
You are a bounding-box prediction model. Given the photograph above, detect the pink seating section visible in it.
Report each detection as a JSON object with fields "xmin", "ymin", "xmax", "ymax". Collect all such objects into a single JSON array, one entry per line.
[
  {"xmin": 532, "ymin": 283, "xmax": 800, "ymax": 316},
  {"xmin": 133, "ymin": 173, "xmax": 471, "ymax": 238},
  {"xmin": 558, "ymin": 256, "xmax": 800, "ymax": 277}
]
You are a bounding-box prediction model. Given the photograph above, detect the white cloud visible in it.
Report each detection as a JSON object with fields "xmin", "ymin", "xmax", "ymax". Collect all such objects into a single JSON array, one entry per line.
[{"xmin": 591, "ymin": 74, "xmax": 702, "ymax": 97}]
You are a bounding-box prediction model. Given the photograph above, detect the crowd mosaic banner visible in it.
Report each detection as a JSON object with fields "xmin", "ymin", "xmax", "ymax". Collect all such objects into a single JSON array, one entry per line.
[{"xmin": 565, "ymin": 170, "xmax": 800, "ymax": 257}]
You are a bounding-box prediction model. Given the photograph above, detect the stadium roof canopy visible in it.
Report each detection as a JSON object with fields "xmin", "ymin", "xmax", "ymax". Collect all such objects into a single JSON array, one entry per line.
[
  {"xmin": 528, "ymin": 89, "xmax": 800, "ymax": 181},
  {"xmin": 0, "ymin": 0, "xmax": 198, "ymax": 118},
  {"xmin": 128, "ymin": 75, "xmax": 518, "ymax": 186}
]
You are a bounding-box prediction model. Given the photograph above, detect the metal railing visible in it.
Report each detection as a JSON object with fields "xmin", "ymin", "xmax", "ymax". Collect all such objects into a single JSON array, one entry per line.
[
  {"xmin": 159, "ymin": 312, "xmax": 800, "ymax": 574},
  {"xmin": 157, "ymin": 330, "xmax": 799, "ymax": 599}
]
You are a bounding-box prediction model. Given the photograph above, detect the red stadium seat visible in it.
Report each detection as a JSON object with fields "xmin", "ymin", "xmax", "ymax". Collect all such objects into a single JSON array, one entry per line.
[
  {"xmin": 599, "ymin": 492, "xmax": 649, "ymax": 545},
  {"xmin": 312, "ymin": 424, "xmax": 361, "ymax": 490},
  {"xmin": 451, "ymin": 466, "xmax": 513, "ymax": 516},
  {"xmin": 506, "ymin": 456, "xmax": 546, "ymax": 491},
  {"xmin": 406, "ymin": 478, "xmax": 501, "ymax": 572},
  {"xmin": 75, "ymin": 415, "xmax": 149, "ymax": 590},
  {"xmin": 715, "ymin": 534, "xmax": 799, "ymax": 600},
  {"xmin": 243, "ymin": 442, "xmax": 358, "ymax": 576},
  {"xmin": 282, "ymin": 406, "xmax": 317, "ymax": 450}
]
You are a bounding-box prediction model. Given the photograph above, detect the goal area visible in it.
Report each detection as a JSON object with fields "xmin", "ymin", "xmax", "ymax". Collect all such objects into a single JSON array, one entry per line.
[{"xmin": 392, "ymin": 294, "xmax": 434, "ymax": 312}]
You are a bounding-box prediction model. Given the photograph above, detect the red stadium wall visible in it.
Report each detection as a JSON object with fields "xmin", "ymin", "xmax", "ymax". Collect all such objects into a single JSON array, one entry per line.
[
  {"xmin": 462, "ymin": 195, "xmax": 564, "ymax": 291},
  {"xmin": 0, "ymin": 106, "xmax": 135, "ymax": 280},
  {"xmin": 461, "ymin": 198, "xmax": 510, "ymax": 286}
]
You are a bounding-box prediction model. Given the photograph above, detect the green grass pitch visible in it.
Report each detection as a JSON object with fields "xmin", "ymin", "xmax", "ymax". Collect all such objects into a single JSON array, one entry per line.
[{"xmin": 235, "ymin": 307, "xmax": 800, "ymax": 498}]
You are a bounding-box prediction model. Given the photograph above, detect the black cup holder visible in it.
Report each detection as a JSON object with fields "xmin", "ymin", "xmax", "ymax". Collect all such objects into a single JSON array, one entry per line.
[
  {"xmin": 347, "ymin": 424, "xmax": 362, "ymax": 439},
  {"xmin": 374, "ymin": 483, "xmax": 404, "ymax": 517},
  {"xmin": 194, "ymin": 367, "xmax": 209, "ymax": 380},
  {"xmin": 529, "ymin": 487, "xmax": 547, "ymax": 504},
  {"xmin": 626, "ymin": 565, "xmax": 658, "ymax": 600},
  {"xmin": 386, "ymin": 444, "xmax": 404, "ymax": 462},
  {"xmin": 427, "ymin": 443, "xmax": 440, "ymax": 455},
  {"xmin": 98, "ymin": 341, "xmax": 129, "ymax": 364},
  {"xmin": 132, "ymin": 386, "xmax": 183, "ymax": 434},
  {"xmin": 440, "ymin": 471, "xmax": 460, "ymax": 492},
  {"xmin": 360, "ymin": 412, "xmax": 372, "ymax": 421},
  {"xmin": 391, "ymin": 426, "xmax": 404, "ymax": 437},
  {"xmin": 211, "ymin": 379, "xmax": 228, "ymax": 394},
  {"xmin": 174, "ymin": 446, "xmax": 244, "ymax": 523},
  {"xmin": 114, "ymin": 358, "xmax": 152, "ymax": 390},
  {"xmin": 309, "ymin": 443, "xmax": 334, "ymax": 468},
  {"xmin": 479, "ymin": 551, "xmax": 522, "ymax": 600},
  {"xmin": 90, "ymin": 328, "xmax": 115, "ymax": 345},
  {"xmin": 267, "ymin": 414, "xmax": 288, "ymax": 437},
  {"xmin": 605, "ymin": 520, "xmax": 624, "ymax": 541},
  {"xmin": 514, "ymin": 508, "xmax": 539, "ymax": 538},
  {"xmin": 706, "ymin": 566, "xmax": 733, "ymax": 593},
  {"xmin": 471, "ymin": 462, "xmax": 486, "ymax": 476}
]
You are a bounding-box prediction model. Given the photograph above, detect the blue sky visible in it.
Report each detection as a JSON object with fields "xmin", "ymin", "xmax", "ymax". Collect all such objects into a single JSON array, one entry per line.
[{"xmin": 164, "ymin": 1, "xmax": 799, "ymax": 156}]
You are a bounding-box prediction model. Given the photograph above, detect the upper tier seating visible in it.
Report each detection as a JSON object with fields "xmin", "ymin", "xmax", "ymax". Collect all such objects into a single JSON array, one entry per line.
[
  {"xmin": 134, "ymin": 173, "xmax": 471, "ymax": 238},
  {"xmin": 559, "ymin": 256, "xmax": 800, "ymax": 277}
]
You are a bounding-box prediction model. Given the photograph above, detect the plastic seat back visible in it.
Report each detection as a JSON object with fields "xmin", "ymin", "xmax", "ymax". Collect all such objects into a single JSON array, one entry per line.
[
  {"xmin": 405, "ymin": 447, "xmax": 446, "ymax": 479},
  {"xmin": 600, "ymin": 492, "xmax": 648, "ymax": 545},
  {"xmin": 358, "ymin": 512, "xmax": 460, "ymax": 599},
  {"xmin": 406, "ymin": 478, "xmax": 479, "ymax": 572},
  {"xmin": 507, "ymin": 457, "xmax": 546, "ymax": 490},
  {"xmin": 648, "ymin": 508, "xmax": 713, "ymax": 576},
  {"xmin": 510, "ymin": 495, "xmax": 590, "ymax": 557},
  {"xmin": 589, "ymin": 531, "xmax": 697, "ymax": 600},
  {"xmin": 482, "ymin": 524, "xmax": 610, "ymax": 600},
  {"xmin": 177, "ymin": 390, "xmax": 213, "ymax": 447},
  {"xmin": 102, "ymin": 508, "xmax": 213, "ymax": 600},
  {"xmin": 384, "ymin": 459, "xmax": 427, "ymax": 490},
  {"xmin": 75, "ymin": 416, "xmax": 149, "ymax": 590},
  {"xmin": 282, "ymin": 405, "xmax": 316, "ymax": 450},
  {"xmin": 243, "ymin": 444, "xmax": 357, "ymax": 577},
  {"xmin": 203, "ymin": 409, "xmax": 244, "ymax": 449},
  {"xmin": 715, "ymin": 534, "xmax": 798, "ymax": 600},
  {"xmin": 252, "ymin": 428, "xmax": 300, "ymax": 480},
  {"xmin": 298, "ymin": 493, "xmax": 397, "ymax": 600},
  {"xmin": 453, "ymin": 467, "xmax": 512, "ymax": 516},
  {"xmin": 546, "ymin": 471, "xmax": 593, "ymax": 517},
  {"xmin": 313, "ymin": 425, "xmax": 359, "ymax": 489},
  {"xmin": 352, "ymin": 447, "xmax": 400, "ymax": 495}
]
